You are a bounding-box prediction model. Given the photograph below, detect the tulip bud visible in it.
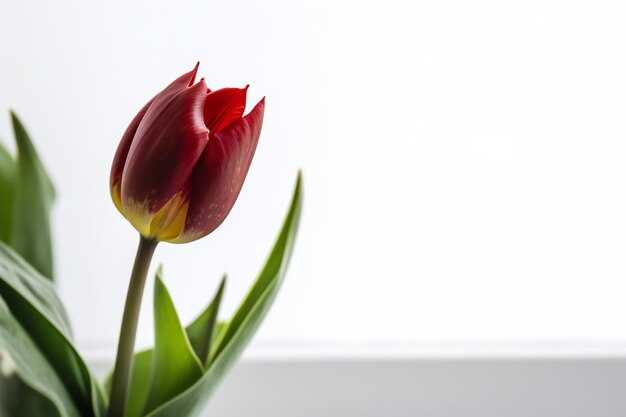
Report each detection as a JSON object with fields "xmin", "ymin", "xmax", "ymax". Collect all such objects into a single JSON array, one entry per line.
[{"xmin": 110, "ymin": 63, "xmax": 264, "ymax": 243}]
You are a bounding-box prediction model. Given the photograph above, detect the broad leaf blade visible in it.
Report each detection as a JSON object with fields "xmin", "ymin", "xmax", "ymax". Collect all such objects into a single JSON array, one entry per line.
[
  {"xmin": 142, "ymin": 271, "xmax": 203, "ymax": 415},
  {"xmin": 9, "ymin": 111, "xmax": 56, "ymax": 280},
  {"xmin": 0, "ymin": 142, "xmax": 16, "ymax": 243},
  {"xmin": 0, "ymin": 295, "xmax": 80, "ymax": 417},
  {"xmin": 146, "ymin": 172, "xmax": 303, "ymax": 417},
  {"xmin": 0, "ymin": 373, "xmax": 62, "ymax": 417},
  {"xmin": 0, "ymin": 242, "xmax": 106, "ymax": 417},
  {"xmin": 186, "ymin": 276, "xmax": 226, "ymax": 367},
  {"xmin": 0, "ymin": 242, "xmax": 71, "ymax": 338}
]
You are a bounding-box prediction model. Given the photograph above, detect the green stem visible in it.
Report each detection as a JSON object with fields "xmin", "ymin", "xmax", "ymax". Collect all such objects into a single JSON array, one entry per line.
[{"xmin": 107, "ymin": 235, "xmax": 158, "ymax": 417}]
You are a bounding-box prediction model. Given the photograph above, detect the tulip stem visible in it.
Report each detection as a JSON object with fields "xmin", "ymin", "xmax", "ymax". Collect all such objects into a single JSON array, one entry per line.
[{"xmin": 107, "ymin": 236, "xmax": 158, "ymax": 417}]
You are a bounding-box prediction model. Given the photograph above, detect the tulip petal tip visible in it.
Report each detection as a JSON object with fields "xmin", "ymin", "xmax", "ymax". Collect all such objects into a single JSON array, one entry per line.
[{"xmin": 189, "ymin": 62, "xmax": 201, "ymax": 86}]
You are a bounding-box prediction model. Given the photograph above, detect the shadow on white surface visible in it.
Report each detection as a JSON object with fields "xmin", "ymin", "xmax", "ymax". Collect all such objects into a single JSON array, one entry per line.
[{"xmin": 202, "ymin": 358, "xmax": 626, "ymax": 417}]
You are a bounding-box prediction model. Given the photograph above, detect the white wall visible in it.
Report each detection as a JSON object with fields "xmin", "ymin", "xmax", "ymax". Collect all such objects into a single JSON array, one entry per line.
[{"xmin": 1, "ymin": 0, "xmax": 626, "ymax": 357}]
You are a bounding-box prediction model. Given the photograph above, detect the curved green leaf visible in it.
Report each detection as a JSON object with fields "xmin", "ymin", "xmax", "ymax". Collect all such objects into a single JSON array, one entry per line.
[
  {"xmin": 0, "ymin": 295, "xmax": 80, "ymax": 417},
  {"xmin": 9, "ymin": 111, "xmax": 56, "ymax": 280},
  {"xmin": 0, "ymin": 242, "xmax": 105, "ymax": 417},
  {"xmin": 146, "ymin": 172, "xmax": 302, "ymax": 417},
  {"xmin": 142, "ymin": 271, "xmax": 203, "ymax": 415},
  {"xmin": 186, "ymin": 276, "xmax": 226, "ymax": 368},
  {"xmin": 0, "ymin": 142, "xmax": 16, "ymax": 243},
  {"xmin": 0, "ymin": 372, "xmax": 62, "ymax": 417},
  {"xmin": 104, "ymin": 322, "xmax": 229, "ymax": 417},
  {"xmin": 207, "ymin": 321, "xmax": 229, "ymax": 364},
  {"xmin": 0, "ymin": 242, "xmax": 71, "ymax": 336},
  {"xmin": 102, "ymin": 350, "xmax": 153, "ymax": 417},
  {"xmin": 125, "ymin": 349, "xmax": 153, "ymax": 417},
  {"xmin": 0, "ymin": 373, "xmax": 61, "ymax": 417}
]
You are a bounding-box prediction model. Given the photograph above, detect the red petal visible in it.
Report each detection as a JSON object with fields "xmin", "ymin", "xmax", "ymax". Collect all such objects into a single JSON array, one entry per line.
[
  {"xmin": 113, "ymin": 63, "xmax": 199, "ymax": 204},
  {"xmin": 203, "ymin": 86, "xmax": 248, "ymax": 134},
  {"xmin": 121, "ymin": 73, "xmax": 209, "ymax": 233},
  {"xmin": 110, "ymin": 96, "xmax": 155, "ymax": 214},
  {"xmin": 172, "ymin": 97, "xmax": 265, "ymax": 243}
]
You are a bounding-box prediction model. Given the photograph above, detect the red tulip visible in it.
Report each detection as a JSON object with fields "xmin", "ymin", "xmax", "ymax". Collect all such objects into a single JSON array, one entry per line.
[{"xmin": 110, "ymin": 63, "xmax": 264, "ymax": 243}]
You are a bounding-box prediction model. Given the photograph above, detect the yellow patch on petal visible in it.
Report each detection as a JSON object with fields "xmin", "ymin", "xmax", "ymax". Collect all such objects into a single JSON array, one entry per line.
[
  {"xmin": 149, "ymin": 192, "xmax": 190, "ymax": 241},
  {"xmin": 164, "ymin": 228, "xmax": 198, "ymax": 244},
  {"xmin": 111, "ymin": 183, "xmax": 126, "ymax": 216},
  {"xmin": 123, "ymin": 200, "xmax": 153, "ymax": 237}
]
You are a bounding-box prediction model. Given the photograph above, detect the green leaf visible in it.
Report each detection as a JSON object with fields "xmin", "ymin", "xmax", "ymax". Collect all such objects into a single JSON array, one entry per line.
[
  {"xmin": 104, "ymin": 323, "xmax": 229, "ymax": 417},
  {"xmin": 102, "ymin": 350, "xmax": 154, "ymax": 417},
  {"xmin": 142, "ymin": 270, "xmax": 204, "ymax": 415},
  {"xmin": 125, "ymin": 349, "xmax": 153, "ymax": 417},
  {"xmin": 9, "ymin": 111, "xmax": 56, "ymax": 280},
  {"xmin": 212, "ymin": 172, "xmax": 302, "ymax": 360},
  {"xmin": 0, "ymin": 242, "xmax": 106, "ymax": 417},
  {"xmin": 0, "ymin": 142, "xmax": 16, "ymax": 243},
  {"xmin": 0, "ymin": 242, "xmax": 71, "ymax": 339},
  {"xmin": 145, "ymin": 172, "xmax": 303, "ymax": 417},
  {"xmin": 0, "ymin": 295, "xmax": 80, "ymax": 417},
  {"xmin": 0, "ymin": 372, "xmax": 63, "ymax": 417},
  {"xmin": 207, "ymin": 321, "xmax": 229, "ymax": 364},
  {"xmin": 185, "ymin": 276, "xmax": 226, "ymax": 368}
]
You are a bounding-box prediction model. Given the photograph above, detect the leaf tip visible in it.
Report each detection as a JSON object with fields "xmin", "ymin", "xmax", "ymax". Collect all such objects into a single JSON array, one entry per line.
[
  {"xmin": 154, "ymin": 264, "xmax": 167, "ymax": 293},
  {"xmin": 8, "ymin": 108, "xmax": 18, "ymax": 123},
  {"xmin": 218, "ymin": 274, "xmax": 227, "ymax": 294}
]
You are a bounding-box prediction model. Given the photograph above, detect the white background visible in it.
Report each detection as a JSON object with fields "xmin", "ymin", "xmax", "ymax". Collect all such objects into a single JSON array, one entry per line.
[{"xmin": 2, "ymin": 0, "xmax": 626, "ymax": 357}]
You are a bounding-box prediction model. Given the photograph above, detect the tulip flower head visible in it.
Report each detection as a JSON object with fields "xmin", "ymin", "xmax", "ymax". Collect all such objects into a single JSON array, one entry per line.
[{"xmin": 110, "ymin": 63, "xmax": 264, "ymax": 243}]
